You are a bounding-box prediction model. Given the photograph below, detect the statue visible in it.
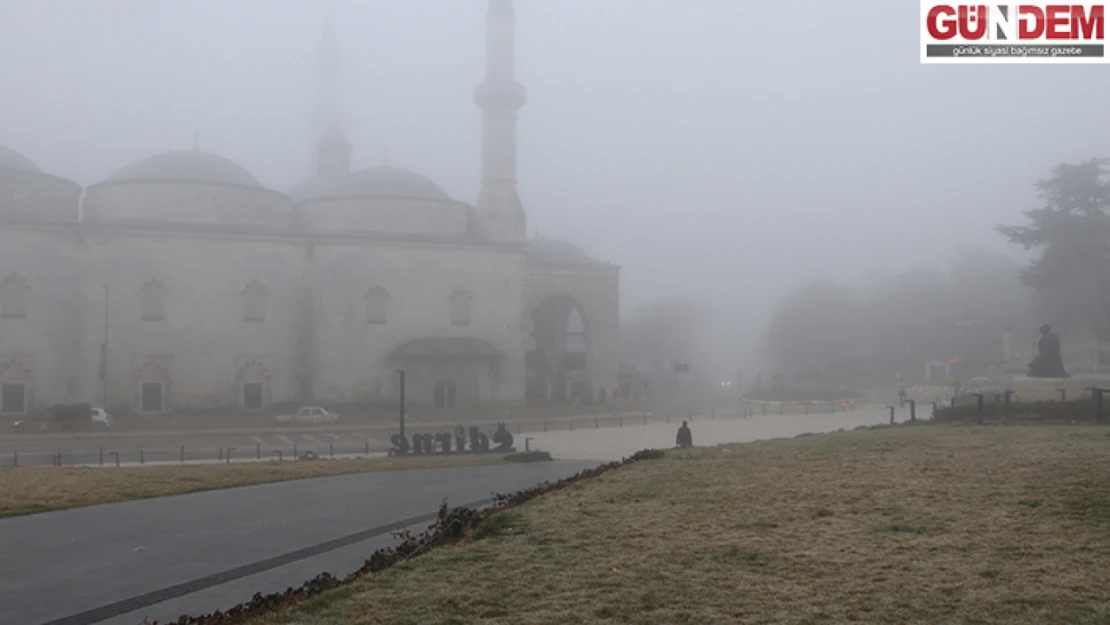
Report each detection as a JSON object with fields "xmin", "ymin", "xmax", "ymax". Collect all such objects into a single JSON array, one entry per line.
[
  {"xmin": 421, "ymin": 433, "xmax": 435, "ymax": 453},
  {"xmin": 411, "ymin": 433, "xmax": 425, "ymax": 455},
  {"xmin": 491, "ymin": 422, "xmax": 514, "ymax": 452},
  {"xmin": 468, "ymin": 426, "xmax": 481, "ymax": 452},
  {"xmin": 1028, "ymin": 323, "xmax": 1070, "ymax": 378}
]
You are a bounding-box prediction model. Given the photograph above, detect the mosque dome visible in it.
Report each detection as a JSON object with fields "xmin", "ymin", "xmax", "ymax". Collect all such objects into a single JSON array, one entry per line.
[
  {"xmin": 104, "ymin": 150, "xmax": 261, "ymax": 188},
  {"xmin": 0, "ymin": 144, "xmax": 41, "ymax": 173},
  {"xmin": 528, "ymin": 237, "xmax": 594, "ymax": 264},
  {"xmin": 289, "ymin": 165, "xmax": 451, "ymax": 204}
]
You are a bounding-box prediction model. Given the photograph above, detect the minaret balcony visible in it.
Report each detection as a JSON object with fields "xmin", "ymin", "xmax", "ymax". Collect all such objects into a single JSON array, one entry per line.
[{"xmin": 474, "ymin": 81, "xmax": 527, "ymax": 112}]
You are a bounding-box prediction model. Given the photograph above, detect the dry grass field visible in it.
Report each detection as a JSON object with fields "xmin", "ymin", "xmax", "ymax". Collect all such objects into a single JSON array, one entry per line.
[
  {"xmin": 244, "ymin": 424, "xmax": 1110, "ymax": 625},
  {"xmin": 0, "ymin": 454, "xmax": 508, "ymax": 519}
]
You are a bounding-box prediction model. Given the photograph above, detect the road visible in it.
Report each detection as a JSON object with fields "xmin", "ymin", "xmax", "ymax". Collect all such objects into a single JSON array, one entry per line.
[
  {"xmin": 1, "ymin": 427, "xmax": 394, "ymax": 466},
  {"xmin": 0, "ymin": 404, "xmax": 889, "ymax": 467},
  {"xmin": 0, "ymin": 460, "xmax": 600, "ymax": 625}
]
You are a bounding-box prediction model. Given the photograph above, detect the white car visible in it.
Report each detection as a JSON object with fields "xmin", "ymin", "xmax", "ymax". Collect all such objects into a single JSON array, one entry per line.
[
  {"xmin": 92, "ymin": 407, "xmax": 113, "ymax": 429},
  {"xmin": 277, "ymin": 406, "xmax": 339, "ymax": 425}
]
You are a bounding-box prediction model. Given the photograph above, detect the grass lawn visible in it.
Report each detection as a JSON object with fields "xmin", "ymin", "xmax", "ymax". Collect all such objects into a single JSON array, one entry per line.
[
  {"xmin": 0, "ymin": 454, "xmax": 510, "ymax": 519},
  {"xmin": 244, "ymin": 424, "xmax": 1110, "ymax": 624}
]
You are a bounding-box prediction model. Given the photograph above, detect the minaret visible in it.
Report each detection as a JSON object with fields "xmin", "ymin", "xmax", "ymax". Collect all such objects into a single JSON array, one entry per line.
[
  {"xmin": 474, "ymin": 0, "xmax": 527, "ymax": 242},
  {"xmin": 312, "ymin": 3, "xmax": 351, "ymax": 178}
]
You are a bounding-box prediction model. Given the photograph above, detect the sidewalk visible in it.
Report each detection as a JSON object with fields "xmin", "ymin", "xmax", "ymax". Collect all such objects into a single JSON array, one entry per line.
[{"xmin": 80, "ymin": 451, "xmax": 391, "ymax": 468}]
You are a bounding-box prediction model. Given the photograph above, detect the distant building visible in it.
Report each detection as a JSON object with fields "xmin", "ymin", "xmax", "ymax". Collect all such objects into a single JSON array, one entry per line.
[{"xmin": 0, "ymin": 1, "xmax": 619, "ymax": 417}]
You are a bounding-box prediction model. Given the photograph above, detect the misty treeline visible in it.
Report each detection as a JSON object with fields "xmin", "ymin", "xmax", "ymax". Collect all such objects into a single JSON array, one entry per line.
[
  {"xmin": 758, "ymin": 250, "xmax": 1032, "ymax": 388},
  {"xmin": 621, "ymin": 297, "xmax": 716, "ymax": 376},
  {"xmin": 996, "ymin": 158, "xmax": 1110, "ymax": 347},
  {"xmin": 760, "ymin": 157, "xmax": 1110, "ymax": 388}
]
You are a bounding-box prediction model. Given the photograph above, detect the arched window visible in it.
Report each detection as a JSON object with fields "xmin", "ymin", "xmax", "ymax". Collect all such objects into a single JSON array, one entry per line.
[
  {"xmin": 450, "ymin": 288, "xmax": 472, "ymax": 326},
  {"xmin": 434, "ymin": 380, "xmax": 457, "ymax": 409},
  {"xmin": 140, "ymin": 278, "xmax": 167, "ymax": 321},
  {"xmin": 367, "ymin": 286, "xmax": 390, "ymax": 324},
  {"xmin": 0, "ymin": 274, "xmax": 29, "ymax": 319},
  {"xmin": 243, "ymin": 280, "xmax": 268, "ymax": 323},
  {"xmin": 196, "ymin": 193, "xmax": 216, "ymax": 212}
]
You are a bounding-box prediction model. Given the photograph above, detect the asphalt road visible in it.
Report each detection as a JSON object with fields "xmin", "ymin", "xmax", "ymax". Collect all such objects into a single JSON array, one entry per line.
[{"xmin": 0, "ymin": 459, "xmax": 601, "ymax": 625}]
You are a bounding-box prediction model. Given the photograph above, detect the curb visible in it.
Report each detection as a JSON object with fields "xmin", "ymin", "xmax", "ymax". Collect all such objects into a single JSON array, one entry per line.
[{"xmin": 157, "ymin": 450, "xmax": 666, "ymax": 625}]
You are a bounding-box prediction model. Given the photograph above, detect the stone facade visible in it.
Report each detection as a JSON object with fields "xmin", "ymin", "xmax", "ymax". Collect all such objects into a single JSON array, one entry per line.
[
  {"xmin": 0, "ymin": 1, "xmax": 620, "ymax": 418},
  {"xmin": 0, "ymin": 201, "xmax": 617, "ymax": 416}
]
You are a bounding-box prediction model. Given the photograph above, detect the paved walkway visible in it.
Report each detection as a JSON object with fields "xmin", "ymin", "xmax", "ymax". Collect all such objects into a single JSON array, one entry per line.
[
  {"xmin": 527, "ymin": 406, "xmax": 914, "ymax": 461},
  {"xmin": 0, "ymin": 460, "xmax": 599, "ymax": 625}
]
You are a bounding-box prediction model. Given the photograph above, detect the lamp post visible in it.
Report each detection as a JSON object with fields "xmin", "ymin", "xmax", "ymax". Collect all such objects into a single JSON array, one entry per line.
[
  {"xmin": 395, "ymin": 370, "xmax": 406, "ymax": 440},
  {"xmin": 958, "ymin": 302, "xmax": 971, "ymax": 393},
  {"xmin": 101, "ymin": 285, "xmax": 109, "ymax": 408}
]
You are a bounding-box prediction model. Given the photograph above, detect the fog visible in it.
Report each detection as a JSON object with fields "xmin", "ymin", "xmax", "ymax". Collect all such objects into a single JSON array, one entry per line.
[{"xmin": 2, "ymin": 0, "xmax": 1107, "ymax": 376}]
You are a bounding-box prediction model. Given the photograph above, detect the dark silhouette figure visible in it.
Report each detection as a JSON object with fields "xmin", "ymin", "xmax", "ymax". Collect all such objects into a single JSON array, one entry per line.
[
  {"xmin": 468, "ymin": 426, "xmax": 482, "ymax": 452},
  {"xmin": 389, "ymin": 433, "xmax": 410, "ymax": 455},
  {"xmin": 676, "ymin": 421, "xmax": 693, "ymax": 448},
  {"xmin": 437, "ymin": 433, "xmax": 451, "ymax": 453},
  {"xmin": 455, "ymin": 425, "xmax": 467, "ymax": 452},
  {"xmin": 421, "ymin": 433, "xmax": 435, "ymax": 453},
  {"xmin": 477, "ymin": 432, "xmax": 491, "ymax": 451},
  {"xmin": 492, "ymin": 422, "xmax": 514, "ymax": 451},
  {"xmin": 411, "ymin": 433, "xmax": 425, "ymax": 455},
  {"xmin": 1028, "ymin": 323, "xmax": 1070, "ymax": 378}
]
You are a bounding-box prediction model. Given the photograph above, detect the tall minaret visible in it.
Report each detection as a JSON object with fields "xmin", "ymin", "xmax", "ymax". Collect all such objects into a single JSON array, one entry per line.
[
  {"xmin": 474, "ymin": 0, "xmax": 527, "ymax": 243},
  {"xmin": 313, "ymin": 3, "xmax": 351, "ymax": 178}
]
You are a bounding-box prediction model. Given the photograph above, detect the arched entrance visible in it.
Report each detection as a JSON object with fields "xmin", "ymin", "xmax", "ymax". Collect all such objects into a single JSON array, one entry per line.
[{"xmin": 525, "ymin": 294, "xmax": 591, "ymax": 403}]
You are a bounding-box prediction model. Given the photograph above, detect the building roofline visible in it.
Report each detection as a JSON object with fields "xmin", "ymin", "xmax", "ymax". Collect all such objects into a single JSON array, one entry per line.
[
  {"xmin": 0, "ymin": 217, "xmax": 532, "ymax": 254},
  {"xmin": 0, "ymin": 168, "xmax": 83, "ymax": 192},
  {"xmin": 85, "ymin": 178, "xmax": 290, "ymax": 201},
  {"xmin": 292, "ymin": 194, "xmax": 473, "ymax": 209}
]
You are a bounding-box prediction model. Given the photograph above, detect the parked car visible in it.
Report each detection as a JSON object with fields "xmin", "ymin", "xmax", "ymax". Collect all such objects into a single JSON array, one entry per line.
[
  {"xmin": 11, "ymin": 404, "xmax": 94, "ymax": 434},
  {"xmin": 275, "ymin": 406, "xmax": 339, "ymax": 425},
  {"xmin": 91, "ymin": 407, "xmax": 113, "ymax": 430}
]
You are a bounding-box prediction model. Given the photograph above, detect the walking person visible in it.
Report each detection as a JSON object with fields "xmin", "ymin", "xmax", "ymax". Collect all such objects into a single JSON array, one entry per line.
[{"xmin": 675, "ymin": 420, "xmax": 693, "ymax": 448}]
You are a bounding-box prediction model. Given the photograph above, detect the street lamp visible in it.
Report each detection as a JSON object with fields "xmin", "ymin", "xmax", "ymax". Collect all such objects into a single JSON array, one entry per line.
[
  {"xmin": 395, "ymin": 370, "xmax": 406, "ymax": 440},
  {"xmin": 101, "ymin": 285, "xmax": 110, "ymax": 407},
  {"xmin": 958, "ymin": 301, "xmax": 971, "ymax": 394},
  {"xmin": 957, "ymin": 321, "xmax": 971, "ymax": 391}
]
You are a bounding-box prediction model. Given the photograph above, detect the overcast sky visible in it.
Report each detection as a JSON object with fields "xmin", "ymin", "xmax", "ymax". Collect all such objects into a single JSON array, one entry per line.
[{"xmin": 1, "ymin": 0, "xmax": 1106, "ymax": 370}]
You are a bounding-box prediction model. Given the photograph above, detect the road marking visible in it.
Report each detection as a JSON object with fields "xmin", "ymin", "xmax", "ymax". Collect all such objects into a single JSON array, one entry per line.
[
  {"xmin": 276, "ymin": 435, "xmax": 295, "ymax": 446},
  {"xmin": 249, "ymin": 436, "xmax": 267, "ymax": 446},
  {"xmin": 302, "ymin": 434, "xmax": 324, "ymax": 444},
  {"xmin": 353, "ymin": 432, "xmax": 371, "ymax": 439},
  {"xmin": 40, "ymin": 497, "xmax": 496, "ymax": 625},
  {"xmin": 326, "ymin": 433, "xmax": 342, "ymax": 441}
]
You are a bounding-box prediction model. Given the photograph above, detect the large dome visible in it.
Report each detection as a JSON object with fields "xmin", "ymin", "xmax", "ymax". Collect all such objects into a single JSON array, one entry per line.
[
  {"xmin": 289, "ymin": 165, "xmax": 451, "ymax": 204},
  {"xmin": 0, "ymin": 145, "xmax": 41, "ymax": 173},
  {"xmin": 105, "ymin": 150, "xmax": 260, "ymax": 187},
  {"xmin": 528, "ymin": 237, "xmax": 593, "ymax": 264}
]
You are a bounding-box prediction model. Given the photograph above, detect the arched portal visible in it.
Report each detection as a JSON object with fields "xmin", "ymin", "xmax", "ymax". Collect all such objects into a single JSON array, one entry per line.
[{"xmin": 526, "ymin": 294, "xmax": 591, "ymax": 403}]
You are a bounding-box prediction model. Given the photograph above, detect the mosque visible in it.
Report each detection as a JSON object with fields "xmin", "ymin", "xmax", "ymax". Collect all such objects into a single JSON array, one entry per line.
[{"xmin": 0, "ymin": 0, "xmax": 620, "ymax": 417}]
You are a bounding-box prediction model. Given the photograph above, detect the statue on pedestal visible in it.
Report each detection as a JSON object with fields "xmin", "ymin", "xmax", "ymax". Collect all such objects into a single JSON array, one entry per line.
[{"xmin": 1028, "ymin": 323, "xmax": 1070, "ymax": 378}]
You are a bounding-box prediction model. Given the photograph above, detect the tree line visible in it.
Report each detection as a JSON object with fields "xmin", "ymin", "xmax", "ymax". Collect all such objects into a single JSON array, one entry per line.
[{"xmin": 761, "ymin": 158, "xmax": 1110, "ymax": 387}]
